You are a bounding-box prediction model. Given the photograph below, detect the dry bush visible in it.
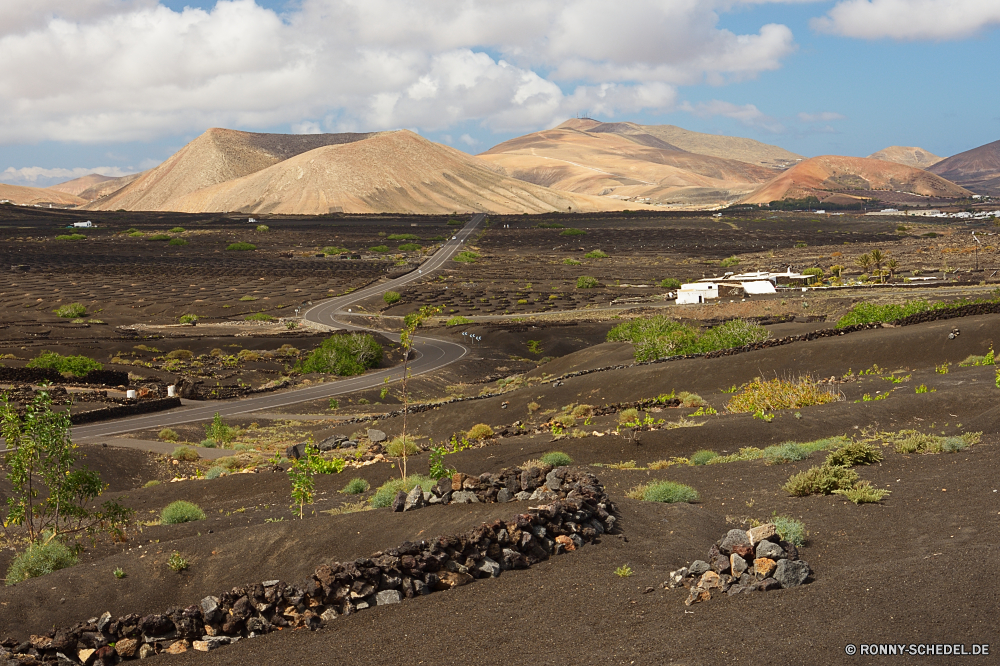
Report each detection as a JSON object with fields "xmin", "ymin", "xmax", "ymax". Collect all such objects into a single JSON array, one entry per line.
[
  {"xmin": 727, "ymin": 376, "xmax": 840, "ymax": 413},
  {"xmin": 466, "ymin": 423, "xmax": 494, "ymax": 440}
]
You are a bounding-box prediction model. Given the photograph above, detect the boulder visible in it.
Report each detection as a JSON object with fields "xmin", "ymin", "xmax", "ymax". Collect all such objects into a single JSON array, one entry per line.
[
  {"xmin": 755, "ymin": 540, "xmax": 785, "ymax": 560},
  {"xmin": 403, "ymin": 485, "xmax": 425, "ymax": 511},
  {"xmin": 496, "ymin": 488, "xmax": 513, "ymax": 503},
  {"xmin": 367, "ymin": 429, "xmax": 387, "ymax": 443},
  {"xmin": 475, "ymin": 557, "xmax": 501, "ymax": 578},
  {"xmin": 754, "ymin": 558, "xmax": 777, "ymax": 578},
  {"xmin": 718, "ymin": 529, "xmax": 752, "ymax": 555},
  {"xmin": 730, "ymin": 554, "xmax": 747, "ymax": 577},
  {"xmin": 114, "ymin": 638, "xmax": 138, "ymax": 659},
  {"xmin": 375, "ymin": 590, "xmax": 401, "ymax": 605},
  {"xmin": 773, "ymin": 559, "xmax": 811, "ymax": 589},
  {"xmin": 451, "ymin": 491, "xmax": 480, "ymax": 504},
  {"xmin": 391, "ymin": 490, "xmax": 408, "ymax": 512},
  {"xmin": 688, "ymin": 560, "xmax": 710, "ymax": 576},
  {"xmin": 285, "ymin": 442, "xmax": 308, "ymax": 460}
]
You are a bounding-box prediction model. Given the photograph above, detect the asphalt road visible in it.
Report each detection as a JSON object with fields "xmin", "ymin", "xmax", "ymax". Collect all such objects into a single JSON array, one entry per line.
[{"xmin": 69, "ymin": 214, "xmax": 485, "ymax": 441}]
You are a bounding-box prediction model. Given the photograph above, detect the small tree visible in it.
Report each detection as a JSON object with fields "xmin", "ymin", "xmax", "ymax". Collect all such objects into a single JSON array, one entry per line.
[
  {"xmin": 396, "ymin": 306, "xmax": 440, "ymax": 480},
  {"xmin": 886, "ymin": 258, "xmax": 900, "ymax": 281},
  {"xmin": 855, "ymin": 253, "xmax": 873, "ymax": 276},
  {"xmin": 1, "ymin": 392, "xmax": 133, "ymax": 545},
  {"xmin": 287, "ymin": 445, "xmax": 318, "ymax": 519},
  {"xmin": 869, "ymin": 249, "xmax": 886, "ymax": 283}
]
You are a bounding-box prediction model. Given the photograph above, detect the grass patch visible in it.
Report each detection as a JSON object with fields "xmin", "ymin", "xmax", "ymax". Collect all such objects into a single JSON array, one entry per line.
[
  {"xmin": 720, "ymin": 256, "xmax": 739, "ymax": 268},
  {"xmin": 634, "ymin": 481, "xmax": 699, "ymax": 504},
  {"xmin": 370, "ymin": 475, "xmax": 435, "ymax": 508},
  {"xmin": 27, "ymin": 351, "xmax": 102, "ymax": 377},
  {"xmin": 205, "ymin": 467, "xmax": 226, "ymax": 480},
  {"xmin": 446, "ymin": 316, "xmax": 472, "ymax": 326},
  {"xmin": 179, "ymin": 313, "xmax": 198, "ymax": 324},
  {"xmin": 168, "ymin": 227, "xmax": 185, "ymax": 233},
  {"xmin": 299, "ymin": 333, "xmax": 383, "ymax": 376},
  {"xmin": 369, "ymin": 245, "xmax": 390, "ymax": 253},
  {"xmin": 540, "ymin": 451, "xmax": 572, "ymax": 467},
  {"xmin": 833, "ymin": 481, "xmax": 891, "ymax": 504},
  {"xmin": 563, "ymin": 258, "xmax": 581, "ymax": 266},
  {"xmin": 171, "ymin": 446, "xmax": 199, "ymax": 462},
  {"xmin": 245, "ymin": 312, "xmax": 276, "ymax": 322},
  {"xmin": 660, "ymin": 278, "xmax": 682, "ymax": 289},
  {"xmin": 5, "ymin": 537, "xmax": 77, "ymax": 585},
  {"xmin": 584, "ymin": 250, "xmax": 608, "ymax": 259},
  {"xmin": 341, "ymin": 478, "xmax": 370, "ymax": 494},
  {"xmin": 576, "ymin": 276, "xmax": 599, "ymax": 289},
  {"xmin": 825, "ymin": 441, "xmax": 883, "ymax": 466},
  {"xmin": 560, "ymin": 228, "xmax": 586, "ymax": 236},
  {"xmin": 771, "ymin": 516, "xmax": 806, "ymax": 546},
  {"xmin": 387, "ymin": 233, "xmax": 419, "ymax": 240},
  {"xmin": 837, "ymin": 298, "xmax": 1000, "ymax": 328},
  {"xmin": 161, "ymin": 501, "xmax": 206, "ymax": 525},
  {"xmin": 158, "ymin": 428, "xmax": 180, "ymax": 442},
  {"xmin": 453, "ymin": 251, "xmax": 480, "ymax": 263},
  {"xmin": 608, "ymin": 316, "xmax": 769, "ymax": 362},
  {"xmin": 883, "ymin": 430, "xmax": 980, "ymax": 454},
  {"xmin": 727, "ymin": 376, "xmax": 840, "ymax": 413},
  {"xmin": 54, "ymin": 302, "xmax": 87, "ymax": 318},
  {"xmin": 783, "ymin": 465, "xmax": 859, "ymax": 496},
  {"xmin": 466, "ymin": 423, "xmax": 494, "ymax": 440},
  {"xmin": 169, "ymin": 238, "xmax": 188, "ymax": 246},
  {"xmin": 55, "ymin": 234, "xmax": 86, "ymax": 241},
  {"xmin": 398, "ymin": 243, "xmax": 421, "ymax": 252},
  {"xmin": 385, "ymin": 435, "xmax": 419, "ymax": 458},
  {"xmin": 226, "ymin": 242, "xmax": 256, "ymax": 251},
  {"xmin": 689, "ymin": 450, "xmax": 717, "ymax": 465},
  {"xmin": 383, "ymin": 291, "xmax": 401, "ymax": 305}
]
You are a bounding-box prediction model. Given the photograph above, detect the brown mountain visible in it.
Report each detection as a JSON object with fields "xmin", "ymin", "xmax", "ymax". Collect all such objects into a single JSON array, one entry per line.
[
  {"xmin": 741, "ymin": 155, "xmax": 972, "ymax": 205},
  {"xmin": 0, "ymin": 183, "xmax": 84, "ymax": 207},
  {"xmin": 479, "ymin": 120, "xmax": 786, "ymax": 207},
  {"xmin": 867, "ymin": 146, "xmax": 943, "ymax": 169},
  {"xmin": 87, "ymin": 129, "xmax": 375, "ymax": 212},
  {"xmin": 78, "ymin": 172, "xmax": 145, "ymax": 201},
  {"xmin": 47, "ymin": 173, "xmax": 117, "ymax": 196},
  {"xmin": 95, "ymin": 130, "xmax": 634, "ymax": 215},
  {"xmin": 928, "ymin": 139, "xmax": 1000, "ymax": 195},
  {"xmin": 621, "ymin": 123, "xmax": 803, "ymax": 169}
]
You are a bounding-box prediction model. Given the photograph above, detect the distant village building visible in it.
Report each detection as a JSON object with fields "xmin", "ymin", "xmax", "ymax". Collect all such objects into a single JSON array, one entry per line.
[
  {"xmin": 73, "ymin": 220, "xmax": 92, "ymax": 228},
  {"xmin": 675, "ymin": 269, "xmax": 812, "ymax": 304}
]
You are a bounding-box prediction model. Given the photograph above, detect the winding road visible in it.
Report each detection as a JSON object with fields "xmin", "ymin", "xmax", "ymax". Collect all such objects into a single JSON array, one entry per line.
[{"xmin": 68, "ymin": 214, "xmax": 485, "ymax": 441}]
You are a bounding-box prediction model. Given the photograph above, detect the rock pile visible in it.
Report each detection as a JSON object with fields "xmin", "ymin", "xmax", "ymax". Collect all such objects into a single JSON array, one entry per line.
[
  {"xmin": 0, "ymin": 470, "xmax": 614, "ymax": 665},
  {"xmin": 391, "ymin": 465, "xmax": 609, "ymax": 512},
  {"xmin": 666, "ymin": 524, "xmax": 811, "ymax": 605}
]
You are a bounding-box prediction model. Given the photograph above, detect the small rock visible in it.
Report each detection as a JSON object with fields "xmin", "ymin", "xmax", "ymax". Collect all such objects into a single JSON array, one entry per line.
[
  {"xmin": 514, "ymin": 491, "xmax": 532, "ymax": 501},
  {"xmin": 754, "ymin": 557, "xmax": 777, "ymax": 578},
  {"xmin": 759, "ymin": 577, "xmax": 782, "ymax": 592},
  {"xmin": 391, "ymin": 490, "xmax": 408, "ymax": 512},
  {"xmin": 781, "ymin": 541, "xmax": 800, "ymax": 561},
  {"xmin": 684, "ymin": 587, "xmax": 711, "ymax": 606},
  {"xmin": 451, "ymin": 491, "xmax": 479, "ymax": 504},
  {"xmin": 555, "ymin": 535, "xmax": 575, "ymax": 552},
  {"xmin": 773, "ymin": 559, "xmax": 811, "ymax": 589},
  {"xmin": 688, "ymin": 560, "xmax": 710, "ymax": 576},
  {"xmin": 165, "ymin": 640, "xmax": 189, "ymax": 655},
  {"xmin": 667, "ymin": 567, "xmax": 688, "ymax": 588},
  {"xmin": 718, "ymin": 529, "xmax": 752, "ymax": 555},
  {"xmin": 367, "ymin": 429, "xmax": 387, "ymax": 443},
  {"xmin": 755, "ymin": 540, "xmax": 785, "ymax": 560},
  {"xmin": 115, "ymin": 638, "xmax": 138, "ymax": 659},
  {"xmin": 78, "ymin": 649, "xmax": 96, "ymax": 664},
  {"xmin": 544, "ymin": 469, "xmax": 563, "ymax": 492},
  {"xmin": 451, "ymin": 473, "xmax": 466, "ymax": 491},
  {"xmin": 496, "ymin": 488, "xmax": 512, "ymax": 503},
  {"xmin": 698, "ymin": 570, "xmax": 722, "ymax": 590},
  {"xmin": 435, "ymin": 571, "xmax": 474, "ymax": 589},
  {"xmin": 711, "ymin": 554, "xmax": 731, "ymax": 574},
  {"xmin": 320, "ymin": 608, "xmax": 338, "ymax": 622},
  {"xmin": 731, "ymin": 543, "xmax": 754, "ymax": 561},
  {"xmin": 475, "ymin": 556, "xmax": 501, "ymax": 578},
  {"xmin": 139, "ymin": 643, "xmax": 156, "ymax": 659},
  {"xmin": 726, "ymin": 584, "xmax": 746, "ymax": 596},
  {"xmin": 97, "ymin": 612, "xmax": 112, "ymax": 633},
  {"xmin": 746, "ymin": 523, "xmax": 777, "ymax": 545},
  {"xmin": 376, "ymin": 590, "xmax": 401, "ymax": 605},
  {"xmin": 403, "ymin": 485, "xmax": 425, "ymax": 511},
  {"xmin": 730, "ymin": 554, "xmax": 747, "ymax": 577}
]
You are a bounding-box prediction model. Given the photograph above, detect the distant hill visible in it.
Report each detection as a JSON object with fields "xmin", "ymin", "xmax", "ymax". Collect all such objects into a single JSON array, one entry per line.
[
  {"xmin": 479, "ymin": 120, "xmax": 785, "ymax": 207},
  {"xmin": 741, "ymin": 155, "xmax": 972, "ymax": 205},
  {"xmin": 620, "ymin": 122, "xmax": 803, "ymax": 169},
  {"xmin": 87, "ymin": 129, "xmax": 376, "ymax": 211},
  {"xmin": 78, "ymin": 172, "xmax": 144, "ymax": 201},
  {"xmin": 928, "ymin": 139, "xmax": 1000, "ymax": 195},
  {"xmin": 868, "ymin": 146, "xmax": 943, "ymax": 169},
  {"xmin": 92, "ymin": 130, "xmax": 636, "ymax": 215},
  {"xmin": 0, "ymin": 183, "xmax": 84, "ymax": 207},
  {"xmin": 48, "ymin": 173, "xmax": 117, "ymax": 196}
]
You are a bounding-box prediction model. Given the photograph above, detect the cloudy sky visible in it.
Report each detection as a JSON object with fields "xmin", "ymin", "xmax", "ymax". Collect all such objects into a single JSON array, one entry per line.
[{"xmin": 2, "ymin": 0, "xmax": 998, "ymax": 187}]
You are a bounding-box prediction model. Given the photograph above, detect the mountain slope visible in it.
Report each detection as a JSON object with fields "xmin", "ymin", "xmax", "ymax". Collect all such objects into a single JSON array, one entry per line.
[
  {"xmin": 157, "ymin": 130, "xmax": 635, "ymax": 215},
  {"xmin": 928, "ymin": 139, "xmax": 1000, "ymax": 195},
  {"xmin": 742, "ymin": 155, "xmax": 972, "ymax": 204},
  {"xmin": 48, "ymin": 173, "xmax": 117, "ymax": 196},
  {"xmin": 631, "ymin": 123, "xmax": 803, "ymax": 169},
  {"xmin": 867, "ymin": 146, "xmax": 943, "ymax": 169},
  {"xmin": 87, "ymin": 129, "xmax": 375, "ymax": 211},
  {"xmin": 78, "ymin": 172, "xmax": 144, "ymax": 201},
  {"xmin": 479, "ymin": 120, "xmax": 782, "ymax": 207},
  {"xmin": 0, "ymin": 183, "xmax": 84, "ymax": 207}
]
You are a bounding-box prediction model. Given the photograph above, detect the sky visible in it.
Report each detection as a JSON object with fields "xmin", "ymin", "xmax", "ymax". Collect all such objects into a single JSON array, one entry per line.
[{"xmin": 1, "ymin": 0, "xmax": 999, "ymax": 187}]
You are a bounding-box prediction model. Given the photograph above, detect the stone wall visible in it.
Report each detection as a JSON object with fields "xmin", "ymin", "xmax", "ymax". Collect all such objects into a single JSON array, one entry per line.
[
  {"xmin": 0, "ymin": 368, "xmax": 129, "ymax": 386},
  {"xmin": 0, "ymin": 467, "xmax": 614, "ymax": 665}
]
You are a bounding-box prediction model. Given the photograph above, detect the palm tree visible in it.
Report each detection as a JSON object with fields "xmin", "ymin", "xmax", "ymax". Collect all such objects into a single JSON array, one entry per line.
[
  {"xmin": 886, "ymin": 258, "xmax": 900, "ymax": 282},
  {"xmin": 855, "ymin": 252, "xmax": 873, "ymax": 278},
  {"xmin": 869, "ymin": 249, "xmax": 886, "ymax": 283}
]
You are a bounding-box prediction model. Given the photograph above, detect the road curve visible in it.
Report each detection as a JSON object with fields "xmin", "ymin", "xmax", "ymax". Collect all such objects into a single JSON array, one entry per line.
[{"xmin": 69, "ymin": 214, "xmax": 485, "ymax": 440}]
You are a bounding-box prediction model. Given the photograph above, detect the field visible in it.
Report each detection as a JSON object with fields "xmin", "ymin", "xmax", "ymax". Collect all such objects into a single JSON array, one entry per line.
[{"xmin": 0, "ymin": 205, "xmax": 999, "ymax": 664}]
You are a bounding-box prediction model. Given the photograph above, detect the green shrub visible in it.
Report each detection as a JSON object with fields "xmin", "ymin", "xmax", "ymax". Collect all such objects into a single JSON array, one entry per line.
[
  {"xmin": 179, "ymin": 314, "xmax": 198, "ymax": 324},
  {"xmin": 446, "ymin": 316, "xmax": 472, "ymax": 326},
  {"xmin": 677, "ymin": 392, "xmax": 707, "ymax": 408},
  {"xmin": 385, "ymin": 435, "xmax": 419, "ymax": 458},
  {"xmin": 167, "ymin": 552, "xmax": 189, "ymax": 572},
  {"xmin": 453, "ymin": 251, "xmax": 479, "ymax": 263},
  {"xmin": 398, "ymin": 243, "xmax": 421, "ymax": 252},
  {"xmin": 169, "ymin": 238, "xmax": 188, "ymax": 246},
  {"xmin": 560, "ymin": 228, "xmax": 586, "ymax": 236},
  {"xmin": 244, "ymin": 312, "xmax": 276, "ymax": 322},
  {"xmin": 618, "ymin": 408, "xmax": 639, "ymax": 425},
  {"xmin": 576, "ymin": 276, "xmax": 599, "ymax": 289},
  {"xmin": 161, "ymin": 500, "xmax": 206, "ymax": 524},
  {"xmin": 147, "ymin": 234, "xmax": 171, "ymax": 241},
  {"xmin": 720, "ymin": 256, "xmax": 740, "ymax": 268},
  {"xmin": 540, "ymin": 451, "xmax": 572, "ymax": 467},
  {"xmin": 660, "ymin": 278, "xmax": 682, "ymax": 289},
  {"xmin": 689, "ymin": 450, "xmax": 718, "ymax": 465},
  {"xmin": 205, "ymin": 467, "xmax": 226, "ymax": 480},
  {"xmin": 383, "ymin": 291, "xmax": 401, "ymax": 305},
  {"xmin": 563, "ymin": 258, "xmax": 581, "ymax": 265},
  {"xmin": 608, "ymin": 316, "xmax": 769, "ymax": 362},
  {"xmin": 55, "ymin": 234, "xmax": 86, "ymax": 241},
  {"xmin": 128, "ymin": 231, "xmax": 143, "ymax": 237},
  {"xmin": 299, "ymin": 333, "xmax": 383, "ymax": 376},
  {"xmin": 467, "ymin": 423, "xmax": 494, "ymax": 440},
  {"xmin": 54, "ymin": 303, "xmax": 87, "ymax": 318},
  {"xmin": 885, "ymin": 430, "xmax": 980, "ymax": 454},
  {"xmin": 370, "ymin": 475, "xmax": 434, "ymax": 508},
  {"xmin": 584, "ymin": 250, "xmax": 608, "ymax": 258},
  {"xmin": 143, "ymin": 480, "xmax": 161, "ymax": 488},
  {"xmin": 200, "ymin": 438, "xmax": 216, "ymax": 448},
  {"xmin": 763, "ymin": 442, "xmax": 810, "ymax": 465},
  {"xmin": 802, "ymin": 267, "xmax": 824, "ymax": 283},
  {"xmin": 256, "ymin": 225, "xmax": 269, "ymax": 232},
  {"xmin": 322, "ymin": 246, "xmax": 350, "ymax": 255},
  {"xmin": 833, "ymin": 481, "xmax": 891, "ymax": 504},
  {"xmin": 537, "ymin": 222, "xmax": 564, "ymax": 228},
  {"xmin": 5, "ymin": 537, "xmax": 78, "ymax": 585},
  {"xmin": 158, "ymin": 428, "xmax": 180, "ymax": 442},
  {"xmin": 387, "ymin": 233, "xmax": 419, "ymax": 240},
  {"xmin": 727, "ymin": 377, "xmax": 839, "ymax": 413},
  {"xmin": 342, "ymin": 478, "xmax": 370, "ymax": 494},
  {"xmin": 26, "ymin": 351, "xmax": 102, "ymax": 377},
  {"xmin": 771, "ymin": 515, "xmax": 806, "ymax": 546},
  {"xmin": 642, "ymin": 481, "xmax": 699, "ymax": 503},
  {"xmin": 166, "ymin": 349, "xmax": 193, "ymax": 360},
  {"xmin": 369, "ymin": 245, "xmax": 390, "ymax": 253},
  {"xmin": 168, "ymin": 227, "xmax": 185, "ymax": 233},
  {"xmin": 825, "ymin": 441, "xmax": 883, "ymax": 467},
  {"xmin": 172, "ymin": 446, "xmax": 199, "ymax": 462},
  {"xmin": 783, "ymin": 465, "xmax": 859, "ymax": 496},
  {"xmin": 226, "ymin": 242, "xmax": 256, "ymax": 251},
  {"xmin": 447, "ymin": 218, "xmax": 463, "ymax": 226},
  {"xmin": 204, "ymin": 413, "xmax": 237, "ymax": 447}
]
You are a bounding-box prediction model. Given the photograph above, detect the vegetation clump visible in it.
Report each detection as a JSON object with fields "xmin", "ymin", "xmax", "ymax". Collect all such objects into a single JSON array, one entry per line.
[
  {"xmin": 771, "ymin": 515, "xmax": 806, "ymax": 546},
  {"xmin": 466, "ymin": 423, "xmax": 494, "ymax": 440},
  {"xmin": 171, "ymin": 446, "xmax": 199, "ymax": 462},
  {"xmin": 5, "ymin": 537, "xmax": 77, "ymax": 586},
  {"xmin": 584, "ymin": 250, "xmax": 608, "ymax": 258},
  {"xmin": 833, "ymin": 481, "xmax": 891, "ymax": 504},
  {"xmin": 633, "ymin": 481, "xmax": 699, "ymax": 504},
  {"xmin": 383, "ymin": 291, "xmax": 401, "ymax": 305},
  {"xmin": 825, "ymin": 441, "xmax": 883, "ymax": 467},
  {"xmin": 576, "ymin": 276, "xmax": 599, "ymax": 289},
  {"xmin": 299, "ymin": 333, "xmax": 383, "ymax": 376},
  {"xmin": 26, "ymin": 351, "xmax": 102, "ymax": 377},
  {"xmin": 226, "ymin": 242, "xmax": 256, "ymax": 251},
  {"xmin": 540, "ymin": 451, "xmax": 572, "ymax": 467},
  {"xmin": 446, "ymin": 316, "xmax": 472, "ymax": 326},
  {"xmin": 560, "ymin": 228, "xmax": 586, "ymax": 236},
  {"xmin": 245, "ymin": 312, "xmax": 276, "ymax": 322},
  {"xmin": 453, "ymin": 251, "xmax": 480, "ymax": 263},
  {"xmin": 660, "ymin": 278, "xmax": 682, "ymax": 289},
  {"xmin": 783, "ymin": 465, "xmax": 859, "ymax": 496},
  {"xmin": 158, "ymin": 428, "xmax": 180, "ymax": 442},
  {"xmin": 370, "ymin": 475, "xmax": 435, "ymax": 508},
  {"xmin": 726, "ymin": 377, "xmax": 839, "ymax": 413},
  {"xmin": 342, "ymin": 478, "xmax": 370, "ymax": 494},
  {"xmin": 608, "ymin": 316, "xmax": 769, "ymax": 362},
  {"xmin": 161, "ymin": 501, "xmax": 206, "ymax": 525},
  {"xmin": 179, "ymin": 314, "xmax": 198, "ymax": 325},
  {"xmin": 54, "ymin": 303, "xmax": 87, "ymax": 318},
  {"xmin": 689, "ymin": 450, "xmax": 718, "ymax": 465}
]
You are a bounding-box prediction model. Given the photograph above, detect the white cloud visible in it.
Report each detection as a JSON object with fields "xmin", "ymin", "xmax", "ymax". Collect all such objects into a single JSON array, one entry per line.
[
  {"xmin": 813, "ymin": 0, "xmax": 1000, "ymax": 40},
  {"xmin": 798, "ymin": 111, "xmax": 846, "ymax": 122},
  {"xmin": 0, "ymin": 0, "xmax": 802, "ymax": 144},
  {"xmin": 1, "ymin": 165, "xmax": 135, "ymax": 186},
  {"xmin": 681, "ymin": 100, "xmax": 786, "ymax": 133},
  {"xmin": 459, "ymin": 134, "xmax": 478, "ymax": 147}
]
